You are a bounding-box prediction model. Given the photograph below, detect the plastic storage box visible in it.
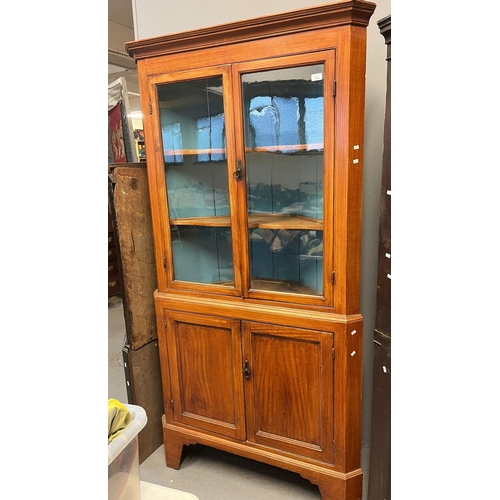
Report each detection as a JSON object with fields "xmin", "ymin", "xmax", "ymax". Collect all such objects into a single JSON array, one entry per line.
[
  {"xmin": 108, "ymin": 403, "xmax": 148, "ymax": 500},
  {"xmin": 108, "ymin": 403, "xmax": 199, "ymax": 500}
]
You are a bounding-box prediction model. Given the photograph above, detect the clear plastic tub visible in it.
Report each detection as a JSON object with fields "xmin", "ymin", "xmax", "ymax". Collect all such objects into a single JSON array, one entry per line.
[{"xmin": 108, "ymin": 404, "xmax": 148, "ymax": 500}]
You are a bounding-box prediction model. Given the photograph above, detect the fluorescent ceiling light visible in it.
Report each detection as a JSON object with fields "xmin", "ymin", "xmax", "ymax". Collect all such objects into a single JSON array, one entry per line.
[{"xmin": 128, "ymin": 111, "xmax": 143, "ymax": 119}]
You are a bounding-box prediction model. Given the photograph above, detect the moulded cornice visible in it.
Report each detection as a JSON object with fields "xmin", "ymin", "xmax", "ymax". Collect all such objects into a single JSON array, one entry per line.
[
  {"xmin": 125, "ymin": 0, "xmax": 376, "ymax": 60},
  {"xmin": 377, "ymin": 14, "xmax": 391, "ymax": 45},
  {"xmin": 377, "ymin": 14, "xmax": 391, "ymax": 60}
]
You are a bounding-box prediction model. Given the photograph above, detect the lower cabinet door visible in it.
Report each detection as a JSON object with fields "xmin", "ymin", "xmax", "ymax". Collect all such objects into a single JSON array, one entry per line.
[
  {"xmin": 165, "ymin": 311, "xmax": 246, "ymax": 440},
  {"xmin": 242, "ymin": 321, "xmax": 334, "ymax": 463}
]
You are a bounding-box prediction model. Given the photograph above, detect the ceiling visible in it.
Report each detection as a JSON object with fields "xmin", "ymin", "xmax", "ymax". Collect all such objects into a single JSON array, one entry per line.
[{"xmin": 108, "ymin": 0, "xmax": 141, "ymax": 115}]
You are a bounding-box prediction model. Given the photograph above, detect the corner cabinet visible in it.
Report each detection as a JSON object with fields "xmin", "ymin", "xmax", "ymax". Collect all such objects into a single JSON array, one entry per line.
[{"xmin": 126, "ymin": 2, "xmax": 376, "ymax": 499}]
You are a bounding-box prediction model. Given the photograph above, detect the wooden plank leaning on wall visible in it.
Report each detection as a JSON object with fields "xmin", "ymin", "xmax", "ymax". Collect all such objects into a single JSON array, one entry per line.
[{"xmin": 109, "ymin": 163, "xmax": 163, "ymax": 463}]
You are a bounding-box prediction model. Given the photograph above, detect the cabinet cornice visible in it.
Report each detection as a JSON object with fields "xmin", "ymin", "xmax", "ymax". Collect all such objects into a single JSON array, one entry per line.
[{"xmin": 126, "ymin": 0, "xmax": 376, "ymax": 60}]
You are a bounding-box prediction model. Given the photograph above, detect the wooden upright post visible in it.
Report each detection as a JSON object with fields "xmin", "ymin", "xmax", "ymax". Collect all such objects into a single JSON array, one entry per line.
[
  {"xmin": 109, "ymin": 163, "xmax": 164, "ymax": 463},
  {"xmin": 367, "ymin": 14, "xmax": 391, "ymax": 500}
]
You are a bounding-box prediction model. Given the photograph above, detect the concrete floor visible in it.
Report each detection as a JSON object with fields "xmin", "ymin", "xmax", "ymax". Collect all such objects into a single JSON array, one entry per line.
[{"xmin": 108, "ymin": 298, "xmax": 371, "ymax": 500}]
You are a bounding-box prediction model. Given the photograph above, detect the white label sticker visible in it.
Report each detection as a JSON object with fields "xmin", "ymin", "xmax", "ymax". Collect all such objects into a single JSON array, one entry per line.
[
  {"xmin": 354, "ymin": 145, "xmax": 360, "ymax": 150},
  {"xmin": 383, "ymin": 366, "xmax": 387, "ymax": 373},
  {"xmin": 387, "ymin": 190, "xmax": 391, "ymax": 195},
  {"xmin": 387, "ymin": 274, "xmax": 391, "ymax": 280},
  {"xmin": 311, "ymin": 73, "xmax": 323, "ymax": 81},
  {"xmin": 350, "ymin": 351, "xmax": 356, "ymax": 357},
  {"xmin": 351, "ymin": 330, "xmax": 357, "ymax": 335},
  {"xmin": 353, "ymin": 159, "xmax": 359, "ymax": 164},
  {"xmin": 385, "ymin": 253, "xmax": 391, "ymax": 259}
]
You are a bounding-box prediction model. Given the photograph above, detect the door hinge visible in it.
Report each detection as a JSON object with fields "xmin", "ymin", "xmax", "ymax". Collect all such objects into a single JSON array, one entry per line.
[
  {"xmin": 331, "ymin": 271, "xmax": 335, "ymax": 284},
  {"xmin": 170, "ymin": 399, "xmax": 174, "ymax": 411},
  {"xmin": 149, "ymin": 100, "xmax": 152, "ymax": 115},
  {"xmin": 163, "ymin": 255, "xmax": 167, "ymax": 269},
  {"xmin": 332, "ymin": 348, "xmax": 335, "ymax": 360},
  {"xmin": 333, "ymin": 80, "xmax": 337, "ymax": 98}
]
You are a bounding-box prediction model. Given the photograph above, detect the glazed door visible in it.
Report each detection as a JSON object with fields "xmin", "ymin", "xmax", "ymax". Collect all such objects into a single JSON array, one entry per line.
[
  {"xmin": 148, "ymin": 54, "xmax": 335, "ymax": 304},
  {"xmin": 233, "ymin": 51, "xmax": 336, "ymax": 307},
  {"xmin": 164, "ymin": 311, "xmax": 246, "ymax": 440},
  {"xmin": 149, "ymin": 66, "xmax": 242, "ymax": 295},
  {"xmin": 242, "ymin": 321, "xmax": 334, "ymax": 462}
]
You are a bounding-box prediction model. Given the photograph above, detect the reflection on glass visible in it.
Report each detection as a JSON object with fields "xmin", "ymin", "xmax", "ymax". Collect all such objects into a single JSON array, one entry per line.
[
  {"xmin": 304, "ymin": 97, "xmax": 324, "ymax": 150},
  {"xmin": 171, "ymin": 226, "xmax": 234, "ymax": 285},
  {"xmin": 242, "ymin": 65, "xmax": 324, "ymax": 220},
  {"xmin": 249, "ymin": 96, "xmax": 301, "ymax": 152},
  {"xmin": 158, "ymin": 77, "xmax": 229, "ymax": 219},
  {"xmin": 162, "ymin": 123, "xmax": 183, "ymax": 163},
  {"xmin": 242, "ymin": 65, "xmax": 325, "ymax": 296},
  {"xmin": 249, "ymin": 229, "xmax": 323, "ymax": 295},
  {"xmin": 243, "ymin": 65, "xmax": 324, "ymax": 153},
  {"xmin": 197, "ymin": 113, "xmax": 225, "ymax": 162}
]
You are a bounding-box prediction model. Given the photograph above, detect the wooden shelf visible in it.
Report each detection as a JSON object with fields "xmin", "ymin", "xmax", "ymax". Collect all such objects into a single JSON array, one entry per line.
[
  {"xmin": 163, "ymin": 143, "xmax": 324, "ymax": 157},
  {"xmin": 248, "ymin": 213, "xmax": 322, "ymax": 230},
  {"xmin": 164, "ymin": 148, "xmax": 226, "ymax": 156},
  {"xmin": 249, "ymin": 143, "xmax": 323, "ymax": 153},
  {"xmin": 251, "ymin": 278, "xmax": 322, "ymax": 296},
  {"xmin": 170, "ymin": 213, "xmax": 322, "ymax": 230},
  {"xmin": 170, "ymin": 215, "xmax": 231, "ymax": 227}
]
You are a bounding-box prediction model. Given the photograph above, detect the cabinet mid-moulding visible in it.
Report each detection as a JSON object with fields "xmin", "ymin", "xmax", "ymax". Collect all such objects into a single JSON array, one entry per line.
[{"xmin": 126, "ymin": 2, "xmax": 376, "ymax": 499}]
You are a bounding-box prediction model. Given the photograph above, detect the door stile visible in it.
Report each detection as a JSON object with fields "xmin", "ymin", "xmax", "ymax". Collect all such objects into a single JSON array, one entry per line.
[{"xmin": 230, "ymin": 64, "xmax": 252, "ymax": 298}]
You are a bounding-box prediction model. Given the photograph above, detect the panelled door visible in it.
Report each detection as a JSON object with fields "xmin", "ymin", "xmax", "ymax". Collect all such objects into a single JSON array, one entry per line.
[
  {"xmin": 164, "ymin": 311, "xmax": 246, "ymax": 440},
  {"xmin": 242, "ymin": 321, "xmax": 334, "ymax": 463}
]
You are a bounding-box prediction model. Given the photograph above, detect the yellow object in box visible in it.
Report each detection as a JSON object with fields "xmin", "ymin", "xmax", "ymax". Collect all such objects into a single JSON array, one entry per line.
[{"xmin": 108, "ymin": 398, "xmax": 132, "ymax": 443}]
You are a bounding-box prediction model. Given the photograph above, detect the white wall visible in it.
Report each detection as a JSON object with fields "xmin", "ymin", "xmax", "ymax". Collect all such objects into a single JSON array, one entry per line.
[
  {"xmin": 132, "ymin": 0, "xmax": 391, "ymax": 446},
  {"xmin": 132, "ymin": 0, "xmax": 342, "ymax": 40}
]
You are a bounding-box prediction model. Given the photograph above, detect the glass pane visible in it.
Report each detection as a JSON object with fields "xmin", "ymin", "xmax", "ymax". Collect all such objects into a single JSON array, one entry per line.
[
  {"xmin": 242, "ymin": 65, "xmax": 325, "ymax": 296},
  {"xmin": 159, "ymin": 76, "xmax": 234, "ymax": 288},
  {"xmin": 249, "ymin": 229, "xmax": 323, "ymax": 295},
  {"xmin": 158, "ymin": 77, "xmax": 230, "ymax": 219},
  {"xmin": 171, "ymin": 226, "xmax": 234, "ymax": 285}
]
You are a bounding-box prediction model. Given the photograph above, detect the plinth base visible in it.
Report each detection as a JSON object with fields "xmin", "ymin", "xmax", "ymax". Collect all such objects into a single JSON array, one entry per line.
[{"xmin": 162, "ymin": 416, "xmax": 362, "ymax": 500}]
